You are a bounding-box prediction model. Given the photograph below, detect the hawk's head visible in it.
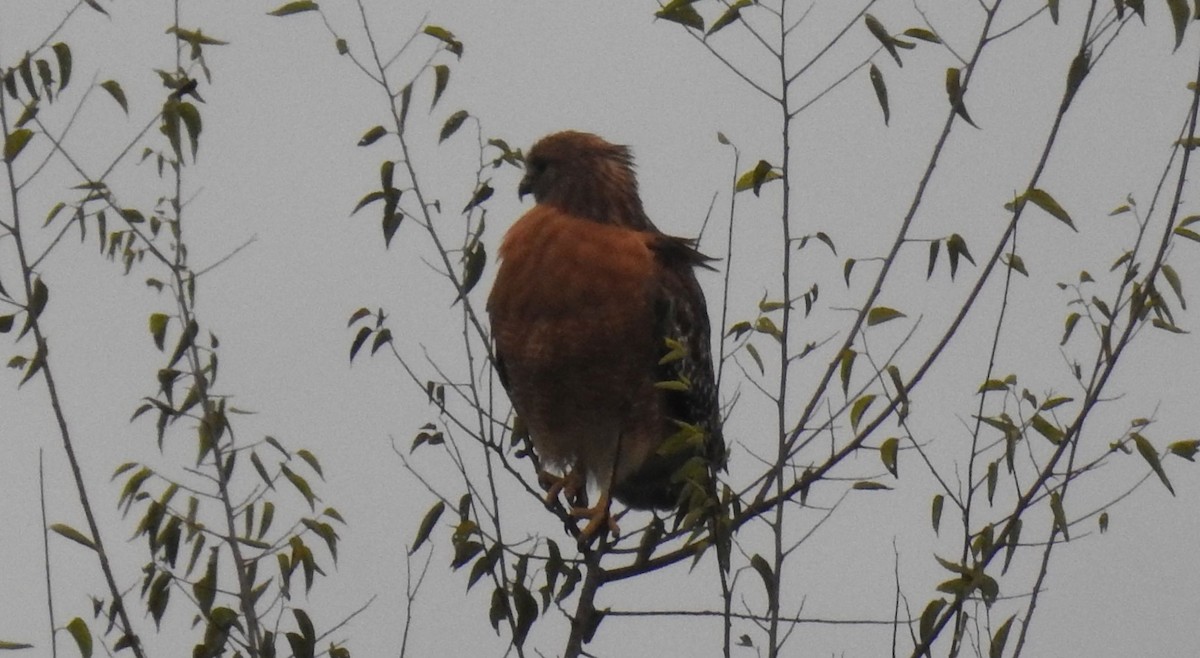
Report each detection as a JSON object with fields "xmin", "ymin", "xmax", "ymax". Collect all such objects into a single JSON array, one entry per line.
[{"xmin": 519, "ymin": 131, "xmax": 655, "ymax": 230}]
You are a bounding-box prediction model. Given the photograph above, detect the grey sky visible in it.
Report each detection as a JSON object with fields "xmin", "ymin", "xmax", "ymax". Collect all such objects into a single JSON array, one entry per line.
[{"xmin": 2, "ymin": 1, "xmax": 1198, "ymax": 656}]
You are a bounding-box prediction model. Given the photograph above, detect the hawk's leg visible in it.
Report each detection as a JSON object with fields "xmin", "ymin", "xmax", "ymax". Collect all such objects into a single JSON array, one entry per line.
[
  {"xmin": 571, "ymin": 489, "xmax": 620, "ymax": 541},
  {"xmin": 538, "ymin": 465, "xmax": 586, "ymax": 508}
]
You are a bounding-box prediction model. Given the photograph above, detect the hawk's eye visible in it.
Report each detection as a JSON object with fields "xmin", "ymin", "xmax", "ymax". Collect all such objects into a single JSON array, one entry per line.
[{"xmin": 528, "ymin": 158, "xmax": 549, "ymax": 176}]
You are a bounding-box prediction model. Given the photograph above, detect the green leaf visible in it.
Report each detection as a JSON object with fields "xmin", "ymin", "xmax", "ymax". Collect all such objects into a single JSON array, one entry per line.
[
  {"xmin": 268, "ymin": 1, "xmax": 318, "ymax": 16},
  {"xmin": 455, "ymin": 240, "xmax": 486, "ymax": 303},
  {"xmin": 358, "ymin": 125, "xmax": 386, "ymax": 146},
  {"xmin": 100, "ymin": 80, "xmax": 127, "ymax": 114},
  {"xmin": 178, "ymin": 102, "xmax": 201, "ymax": 158},
  {"xmin": 919, "ymin": 599, "xmax": 946, "ymax": 646},
  {"xmin": 868, "ymin": 63, "xmax": 889, "ymax": 125},
  {"xmin": 1151, "ymin": 318, "xmax": 1187, "ymax": 334},
  {"xmin": 1162, "ymin": 264, "xmax": 1185, "ymax": 309},
  {"xmin": 51, "ymin": 523, "xmax": 96, "ymax": 551},
  {"xmin": 352, "ymin": 190, "xmax": 385, "ymax": 215},
  {"xmin": 1061, "ymin": 312, "xmax": 1080, "ymax": 345},
  {"xmin": 1099, "ymin": 511, "xmax": 1109, "ymax": 533},
  {"xmin": 297, "ymin": 449, "xmax": 323, "ymax": 478},
  {"xmin": 370, "ymin": 327, "xmax": 393, "ymax": 355},
  {"xmin": 850, "ymin": 394, "xmax": 876, "ymax": 431},
  {"xmin": 838, "ymin": 348, "xmax": 856, "ymax": 395},
  {"xmin": 382, "ymin": 201, "xmax": 403, "ymax": 247},
  {"xmin": 1039, "ymin": 396, "xmax": 1073, "ymax": 411},
  {"xmin": 852, "ymin": 480, "xmax": 891, "ymax": 490},
  {"xmin": 1003, "ymin": 253, "xmax": 1028, "ymax": 276},
  {"xmin": 708, "ymin": 0, "xmax": 752, "ymax": 35},
  {"xmin": 945, "ymin": 67, "xmax": 977, "ymax": 127},
  {"xmin": 734, "ymin": 159, "xmax": 782, "ymax": 195},
  {"xmin": 1025, "ymin": 188, "xmax": 1076, "ymax": 230},
  {"xmin": 655, "ymin": 0, "xmax": 704, "ymax": 30},
  {"xmin": 66, "ymin": 618, "xmax": 92, "ymax": 658},
  {"xmin": 20, "ymin": 277, "xmax": 48, "ymax": 340},
  {"xmin": 946, "ymin": 233, "xmax": 975, "ymax": 278},
  {"xmin": 1048, "ymin": 0, "xmax": 1060, "ymax": 23},
  {"xmin": 903, "ymin": 27, "xmax": 941, "ymax": 43},
  {"xmin": 461, "ymin": 180, "xmax": 493, "ymax": 214},
  {"xmin": 349, "ymin": 326, "xmax": 371, "ymax": 362},
  {"xmin": 4, "ymin": 128, "xmax": 33, "ymax": 162},
  {"xmin": 864, "ymin": 14, "xmax": 901, "ymax": 66},
  {"xmin": 411, "ymin": 501, "xmax": 444, "ymax": 554},
  {"xmin": 1132, "ymin": 433, "xmax": 1175, "ymax": 495},
  {"xmin": 1167, "ymin": 439, "xmax": 1199, "ymax": 461},
  {"xmin": 1167, "ymin": 0, "xmax": 1189, "ymax": 50},
  {"xmin": 399, "ymin": 83, "xmax": 412, "ymax": 128},
  {"xmin": 867, "ymin": 306, "xmax": 906, "ymax": 326},
  {"xmin": 250, "ymin": 451, "xmax": 273, "ymax": 489},
  {"xmin": 281, "ymin": 464, "xmax": 317, "ymax": 509},
  {"xmin": 512, "ymin": 583, "xmax": 538, "ymax": 646},
  {"xmin": 424, "ymin": 25, "xmax": 464, "ymax": 58},
  {"xmin": 467, "ymin": 544, "xmax": 501, "ymax": 590},
  {"xmin": 17, "ymin": 56, "xmax": 36, "ymax": 99},
  {"xmin": 1064, "ymin": 50, "xmax": 1089, "ymax": 106},
  {"xmin": 978, "ymin": 379, "xmax": 1009, "ymax": 393},
  {"xmin": 1174, "ymin": 226, "xmax": 1200, "ymax": 243},
  {"xmin": 432, "ymin": 64, "xmax": 450, "ymax": 109},
  {"xmin": 754, "ymin": 316, "xmax": 782, "ymax": 341},
  {"xmin": 1030, "ymin": 414, "xmax": 1064, "ymax": 444},
  {"xmin": 931, "ymin": 494, "xmax": 944, "ymax": 534},
  {"xmin": 52, "ymin": 43, "xmax": 71, "ymax": 91},
  {"xmin": 744, "ymin": 342, "xmax": 764, "ymax": 374},
  {"xmin": 167, "ymin": 319, "xmax": 198, "ymax": 368},
  {"xmin": 439, "ymin": 109, "xmax": 468, "ymax": 143},
  {"xmin": 927, "ymin": 239, "xmax": 940, "ymax": 278},
  {"xmin": 880, "ymin": 437, "xmax": 899, "ymax": 477},
  {"xmin": 149, "ymin": 313, "xmax": 169, "ymax": 350},
  {"xmin": 750, "ymin": 554, "xmax": 777, "ymax": 607},
  {"xmin": 1003, "ymin": 519, "xmax": 1021, "ymax": 574},
  {"xmin": 1049, "ymin": 491, "xmax": 1069, "ymax": 540}
]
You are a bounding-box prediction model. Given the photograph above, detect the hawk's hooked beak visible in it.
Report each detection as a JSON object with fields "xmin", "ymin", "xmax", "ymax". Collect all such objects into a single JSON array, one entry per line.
[{"xmin": 518, "ymin": 174, "xmax": 533, "ymax": 201}]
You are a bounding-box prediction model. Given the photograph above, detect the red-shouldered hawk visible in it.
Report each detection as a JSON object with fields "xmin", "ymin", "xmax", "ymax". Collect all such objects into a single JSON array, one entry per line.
[{"xmin": 487, "ymin": 131, "xmax": 723, "ymax": 542}]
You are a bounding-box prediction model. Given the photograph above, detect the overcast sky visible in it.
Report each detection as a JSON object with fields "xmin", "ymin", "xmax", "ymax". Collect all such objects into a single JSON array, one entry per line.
[{"xmin": 2, "ymin": 1, "xmax": 1199, "ymax": 656}]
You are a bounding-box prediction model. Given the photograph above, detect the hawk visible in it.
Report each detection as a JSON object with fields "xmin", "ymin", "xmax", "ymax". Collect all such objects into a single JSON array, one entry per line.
[{"xmin": 487, "ymin": 131, "xmax": 723, "ymax": 541}]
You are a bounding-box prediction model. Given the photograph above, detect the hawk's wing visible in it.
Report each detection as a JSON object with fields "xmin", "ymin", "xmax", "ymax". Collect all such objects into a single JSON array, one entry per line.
[{"xmin": 611, "ymin": 235, "xmax": 724, "ymax": 510}]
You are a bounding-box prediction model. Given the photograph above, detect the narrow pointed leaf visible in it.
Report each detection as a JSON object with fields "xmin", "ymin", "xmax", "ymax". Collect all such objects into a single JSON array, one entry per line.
[
  {"xmin": 868, "ymin": 63, "xmax": 889, "ymax": 124},
  {"xmin": 1133, "ymin": 433, "xmax": 1175, "ymax": 495},
  {"xmin": 4, "ymin": 128, "xmax": 33, "ymax": 162},
  {"xmin": 268, "ymin": 1, "xmax": 318, "ymax": 16},
  {"xmin": 411, "ymin": 501, "xmax": 444, "ymax": 554},
  {"xmin": 439, "ymin": 110, "xmax": 468, "ymax": 143},
  {"xmin": 867, "ymin": 306, "xmax": 906, "ymax": 326},
  {"xmin": 864, "ymin": 14, "xmax": 901, "ymax": 66},
  {"xmin": 66, "ymin": 618, "xmax": 92, "ymax": 658},
  {"xmin": 51, "ymin": 523, "xmax": 96, "ymax": 551},
  {"xmin": 945, "ymin": 67, "xmax": 977, "ymax": 127},
  {"xmin": 850, "ymin": 394, "xmax": 876, "ymax": 431},
  {"xmin": 432, "ymin": 64, "xmax": 450, "ymax": 109},
  {"xmin": 1167, "ymin": 0, "xmax": 1189, "ymax": 50},
  {"xmin": 1049, "ymin": 491, "xmax": 1069, "ymax": 540},
  {"xmin": 880, "ymin": 437, "xmax": 899, "ymax": 477},
  {"xmin": 708, "ymin": 0, "xmax": 752, "ymax": 35},
  {"xmin": 1025, "ymin": 188, "xmax": 1076, "ymax": 230},
  {"xmin": 100, "ymin": 80, "xmax": 127, "ymax": 113}
]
